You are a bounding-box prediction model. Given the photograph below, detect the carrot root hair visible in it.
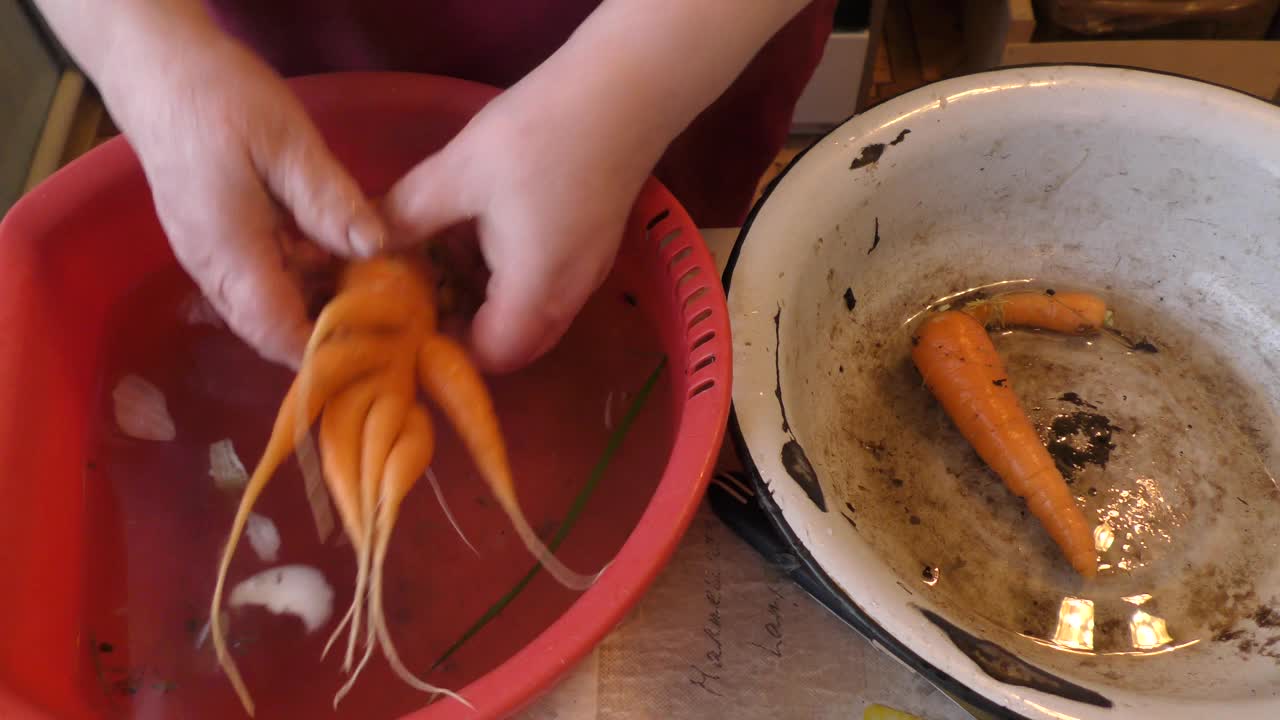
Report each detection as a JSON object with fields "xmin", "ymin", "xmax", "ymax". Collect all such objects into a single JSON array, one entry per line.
[
  {"xmin": 501, "ymin": 500, "xmax": 604, "ymax": 590},
  {"xmin": 332, "ymin": 577, "xmax": 378, "ymax": 709},
  {"xmin": 321, "ymin": 597, "xmax": 355, "ymax": 662},
  {"xmin": 426, "ymin": 467, "xmax": 479, "ymax": 557},
  {"xmin": 365, "ymin": 407, "xmax": 473, "ymax": 709},
  {"xmin": 371, "ymin": 531, "xmax": 472, "ymax": 710},
  {"xmin": 417, "ymin": 334, "xmax": 598, "ymax": 590}
]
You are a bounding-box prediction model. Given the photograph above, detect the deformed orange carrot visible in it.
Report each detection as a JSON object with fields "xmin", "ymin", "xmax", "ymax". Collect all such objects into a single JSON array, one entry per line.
[
  {"xmin": 963, "ymin": 291, "xmax": 1107, "ymax": 335},
  {"xmin": 209, "ymin": 253, "xmax": 599, "ymax": 715},
  {"xmin": 912, "ymin": 310, "xmax": 1097, "ymax": 577}
]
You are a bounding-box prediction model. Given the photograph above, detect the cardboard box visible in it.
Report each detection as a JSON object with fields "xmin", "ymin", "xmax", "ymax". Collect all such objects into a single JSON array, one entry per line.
[{"xmin": 965, "ymin": 0, "xmax": 1280, "ymax": 101}]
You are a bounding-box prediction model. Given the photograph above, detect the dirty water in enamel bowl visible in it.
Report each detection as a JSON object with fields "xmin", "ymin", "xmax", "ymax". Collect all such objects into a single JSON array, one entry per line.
[{"xmin": 726, "ymin": 66, "xmax": 1280, "ymax": 719}]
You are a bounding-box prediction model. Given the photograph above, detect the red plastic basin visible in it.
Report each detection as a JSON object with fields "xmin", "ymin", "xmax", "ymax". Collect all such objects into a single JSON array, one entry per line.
[{"xmin": 0, "ymin": 72, "xmax": 730, "ymax": 719}]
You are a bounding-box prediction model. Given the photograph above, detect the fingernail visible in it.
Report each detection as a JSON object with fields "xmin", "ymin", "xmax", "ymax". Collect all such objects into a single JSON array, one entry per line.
[{"xmin": 348, "ymin": 211, "xmax": 386, "ymax": 257}]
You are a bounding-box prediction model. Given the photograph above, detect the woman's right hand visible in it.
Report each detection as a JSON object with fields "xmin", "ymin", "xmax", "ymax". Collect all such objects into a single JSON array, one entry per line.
[{"xmin": 66, "ymin": 7, "xmax": 386, "ymax": 368}]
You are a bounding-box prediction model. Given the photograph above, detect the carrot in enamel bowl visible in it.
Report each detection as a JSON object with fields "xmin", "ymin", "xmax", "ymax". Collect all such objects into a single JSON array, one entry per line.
[
  {"xmin": 962, "ymin": 290, "xmax": 1108, "ymax": 335},
  {"xmin": 910, "ymin": 292, "xmax": 1110, "ymax": 578}
]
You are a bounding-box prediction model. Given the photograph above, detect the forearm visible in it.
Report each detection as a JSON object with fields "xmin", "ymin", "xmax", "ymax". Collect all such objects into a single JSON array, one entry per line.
[
  {"xmin": 527, "ymin": 0, "xmax": 813, "ymax": 161},
  {"xmin": 30, "ymin": 0, "xmax": 224, "ymax": 104}
]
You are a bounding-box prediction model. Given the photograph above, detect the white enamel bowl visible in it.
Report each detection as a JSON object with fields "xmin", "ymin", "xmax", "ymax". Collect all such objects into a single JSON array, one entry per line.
[{"xmin": 724, "ymin": 65, "xmax": 1280, "ymax": 720}]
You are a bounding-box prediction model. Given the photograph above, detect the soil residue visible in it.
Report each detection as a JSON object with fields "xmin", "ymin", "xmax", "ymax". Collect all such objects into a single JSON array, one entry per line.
[
  {"xmin": 1047, "ymin": 410, "xmax": 1117, "ymax": 477},
  {"xmin": 850, "ymin": 143, "xmax": 886, "ymax": 170}
]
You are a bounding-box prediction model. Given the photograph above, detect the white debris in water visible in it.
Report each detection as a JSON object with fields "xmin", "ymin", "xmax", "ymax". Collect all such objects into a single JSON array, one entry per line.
[
  {"xmin": 228, "ymin": 564, "xmax": 334, "ymax": 633},
  {"xmin": 246, "ymin": 513, "xmax": 281, "ymax": 563},
  {"xmin": 209, "ymin": 438, "xmax": 248, "ymax": 490},
  {"xmin": 112, "ymin": 374, "xmax": 176, "ymax": 441}
]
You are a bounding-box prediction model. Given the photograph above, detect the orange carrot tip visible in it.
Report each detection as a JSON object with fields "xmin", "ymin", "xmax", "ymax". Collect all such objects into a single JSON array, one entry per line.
[
  {"xmin": 961, "ymin": 290, "xmax": 1108, "ymax": 335},
  {"xmin": 912, "ymin": 309, "xmax": 1097, "ymax": 577}
]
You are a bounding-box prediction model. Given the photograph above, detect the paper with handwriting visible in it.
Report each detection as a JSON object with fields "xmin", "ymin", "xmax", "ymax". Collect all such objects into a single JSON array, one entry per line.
[{"xmin": 518, "ymin": 503, "xmax": 972, "ymax": 720}]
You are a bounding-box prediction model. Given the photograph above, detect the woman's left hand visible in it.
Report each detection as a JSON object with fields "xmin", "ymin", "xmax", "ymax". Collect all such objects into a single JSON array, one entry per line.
[
  {"xmin": 379, "ymin": 75, "xmax": 665, "ymax": 375},
  {"xmin": 381, "ymin": 0, "xmax": 812, "ymax": 374}
]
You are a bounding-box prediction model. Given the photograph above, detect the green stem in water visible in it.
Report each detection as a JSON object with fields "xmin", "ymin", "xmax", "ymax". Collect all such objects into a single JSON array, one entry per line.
[{"xmin": 431, "ymin": 355, "xmax": 668, "ymax": 670}]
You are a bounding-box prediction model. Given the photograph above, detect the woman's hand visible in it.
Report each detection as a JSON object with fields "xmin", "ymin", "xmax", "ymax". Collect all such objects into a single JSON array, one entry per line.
[
  {"xmin": 33, "ymin": 0, "xmax": 386, "ymax": 369},
  {"xmin": 116, "ymin": 37, "xmax": 386, "ymax": 368},
  {"xmin": 379, "ymin": 75, "xmax": 661, "ymax": 374}
]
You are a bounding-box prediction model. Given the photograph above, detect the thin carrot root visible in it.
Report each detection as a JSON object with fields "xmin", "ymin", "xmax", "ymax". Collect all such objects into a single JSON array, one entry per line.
[
  {"xmin": 365, "ymin": 407, "xmax": 471, "ymax": 707},
  {"xmin": 963, "ymin": 290, "xmax": 1108, "ymax": 335},
  {"xmin": 418, "ymin": 334, "xmax": 599, "ymax": 590},
  {"xmin": 338, "ymin": 389, "xmax": 408, "ymax": 670},
  {"xmin": 912, "ymin": 309, "xmax": 1097, "ymax": 577},
  {"xmin": 321, "ymin": 598, "xmax": 355, "ymax": 662},
  {"xmin": 426, "ymin": 467, "xmax": 479, "ymax": 556},
  {"xmin": 316, "ymin": 380, "xmax": 379, "ymax": 667},
  {"xmin": 333, "ymin": 628, "xmax": 377, "ymax": 709},
  {"xmin": 371, "ymin": 540, "xmax": 473, "ymax": 709}
]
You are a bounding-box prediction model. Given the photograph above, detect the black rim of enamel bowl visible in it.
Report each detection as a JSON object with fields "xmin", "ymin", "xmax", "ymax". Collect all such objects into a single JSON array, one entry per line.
[{"xmin": 720, "ymin": 62, "xmax": 1280, "ymax": 720}]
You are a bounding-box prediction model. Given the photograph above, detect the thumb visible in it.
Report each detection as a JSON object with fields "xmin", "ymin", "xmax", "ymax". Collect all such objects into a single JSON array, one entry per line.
[
  {"xmin": 258, "ymin": 122, "xmax": 388, "ymax": 258},
  {"xmin": 379, "ymin": 148, "xmax": 473, "ymax": 248},
  {"xmin": 470, "ymin": 258, "xmax": 602, "ymax": 374},
  {"xmin": 210, "ymin": 245, "xmax": 314, "ymax": 371}
]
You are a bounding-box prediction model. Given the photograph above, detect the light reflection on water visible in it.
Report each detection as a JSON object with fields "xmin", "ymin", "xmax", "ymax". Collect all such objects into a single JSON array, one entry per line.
[
  {"xmin": 1050, "ymin": 597, "xmax": 1095, "ymax": 651},
  {"xmin": 1023, "ymin": 591, "xmax": 1184, "ymax": 657}
]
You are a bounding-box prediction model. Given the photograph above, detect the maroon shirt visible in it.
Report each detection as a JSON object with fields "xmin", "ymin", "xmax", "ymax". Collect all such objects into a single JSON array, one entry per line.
[{"xmin": 205, "ymin": 0, "xmax": 836, "ymax": 227}]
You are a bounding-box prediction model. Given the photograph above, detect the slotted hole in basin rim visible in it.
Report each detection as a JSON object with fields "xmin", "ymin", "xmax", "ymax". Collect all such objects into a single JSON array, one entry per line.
[
  {"xmin": 649, "ymin": 213, "xmax": 728, "ymax": 405},
  {"xmin": 667, "ymin": 246, "xmax": 694, "ymax": 275},
  {"xmin": 645, "ymin": 209, "xmax": 671, "ymax": 232},
  {"xmin": 686, "ymin": 307, "xmax": 713, "ymax": 331},
  {"xmin": 682, "ymin": 286, "xmax": 710, "ymax": 312},
  {"xmin": 690, "ymin": 330, "xmax": 716, "ymax": 353},
  {"xmin": 690, "ymin": 354, "xmax": 717, "ymax": 374},
  {"xmin": 689, "ymin": 378, "xmax": 716, "ymax": 399},
  {"xmin": 676, "ymin": 266, "xmax": 702, "ymax": 292},
  {"xmin": 656, "ymin": 229, "xmax": 681, "ymax": 251}
]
